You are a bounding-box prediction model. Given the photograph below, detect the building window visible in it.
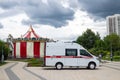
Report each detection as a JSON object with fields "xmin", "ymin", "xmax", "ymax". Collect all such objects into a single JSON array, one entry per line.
[{"xmin": 65, "ymin": 49, "xmax": 77, "ymax": 56}]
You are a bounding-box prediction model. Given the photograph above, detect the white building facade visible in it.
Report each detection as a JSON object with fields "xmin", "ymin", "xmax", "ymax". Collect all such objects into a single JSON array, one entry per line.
[{"xmin": 106, "ymin": 14, "xmax": 120, "ymax": 35}]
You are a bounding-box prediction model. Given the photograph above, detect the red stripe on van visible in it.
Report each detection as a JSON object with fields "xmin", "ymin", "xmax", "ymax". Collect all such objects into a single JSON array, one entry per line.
[
  {"xmin": 45, "ymin": 56, "xmax": 93, "ymax": 58},
  {"xmin": 81, "ymin": 56, "xmax": 93, "ymax": 59}
]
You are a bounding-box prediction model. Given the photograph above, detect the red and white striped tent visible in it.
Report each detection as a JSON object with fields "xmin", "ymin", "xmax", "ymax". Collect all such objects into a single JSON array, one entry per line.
[
  {"xmin": 22, "ymin": 26, "xmax": 39, "ymax": 38},
  {"xmin": 13, "ymin": 26, "xmax": 47, "ymax": 58}
]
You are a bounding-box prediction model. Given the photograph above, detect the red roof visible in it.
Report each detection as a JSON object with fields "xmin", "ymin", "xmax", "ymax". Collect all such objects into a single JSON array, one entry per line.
[{"xmin": 22, "ymin": 25, "xmax": 39, "ymax": 38}]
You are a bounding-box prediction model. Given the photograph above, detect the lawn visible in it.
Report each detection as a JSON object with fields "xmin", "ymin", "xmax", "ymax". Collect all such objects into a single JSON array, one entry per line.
[
  {"xmin": 102, "ymin": 56, "xmax": 120, "ymax": 61},
  {"xmin": 0, "ymin": 58, "xmax": 44, "ymax": 67},
  {"xmin": 26, "ymin": 58, "xmax": 44, "ymax": 67},
  {"xmin": 8, "ymin": 58, "xmax": 44, "ymax": 67},
  {"xmin": 0, "ymin": 62, "xmax": 7, "ymax": 66}
]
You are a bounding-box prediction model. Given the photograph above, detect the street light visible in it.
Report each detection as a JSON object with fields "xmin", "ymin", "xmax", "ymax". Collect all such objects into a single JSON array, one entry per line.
[
  {"xmin": 1, "ymin": 43, "xmax": 4, "ymax": 63},
  {"xmin": 110, "ymin": 43, "xmax": 113, "ymax": 61}
]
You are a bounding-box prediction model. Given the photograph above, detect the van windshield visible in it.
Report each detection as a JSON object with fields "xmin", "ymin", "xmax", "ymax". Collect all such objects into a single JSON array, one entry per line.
[{"xmin": 80, "ymin": 49, "xmax": 92, "ymax": 57}]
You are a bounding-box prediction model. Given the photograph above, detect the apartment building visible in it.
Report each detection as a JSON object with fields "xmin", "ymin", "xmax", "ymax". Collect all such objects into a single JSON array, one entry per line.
[{"xmin": 106, "ymin": 14, "xmax": 120, "ymax": 35}]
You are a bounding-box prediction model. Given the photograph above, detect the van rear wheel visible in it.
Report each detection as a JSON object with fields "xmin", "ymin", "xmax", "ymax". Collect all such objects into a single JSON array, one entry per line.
[
  {"xmin": 55, "ymin": 63, "xmax": 63, "ymax": 70},
  {"xmin": 88, "ymin": 62, "xmax": 96, "ymax": 69}
]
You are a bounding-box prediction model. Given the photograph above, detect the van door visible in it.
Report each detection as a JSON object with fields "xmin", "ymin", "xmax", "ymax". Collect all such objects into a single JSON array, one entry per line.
[
  {"xmin": 64, "ymin": 49, "xmax": 78, "ymax": 66},
  {"xmin": 77, "ymin": 49, "xmax": 93, "ymax": 66}
]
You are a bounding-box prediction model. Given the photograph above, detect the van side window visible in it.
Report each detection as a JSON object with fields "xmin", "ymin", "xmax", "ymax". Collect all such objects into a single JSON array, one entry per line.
[
  {"xmin": 80, "ymin": 49, "xmax": 92, "ymax": 57},
  {"xmin": 65, "ymin": 49, "xmax": 77, "ymax": 56}
]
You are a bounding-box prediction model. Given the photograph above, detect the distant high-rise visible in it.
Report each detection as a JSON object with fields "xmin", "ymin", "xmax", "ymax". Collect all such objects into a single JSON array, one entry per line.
[{"xmin": 106, "ymin": 14, "xmax": 120, "ymax": 35}]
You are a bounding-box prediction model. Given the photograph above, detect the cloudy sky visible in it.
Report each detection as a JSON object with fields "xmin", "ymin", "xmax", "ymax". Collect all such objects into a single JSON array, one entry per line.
[{"xmin": 0, "ymin": 0, "xmax": 119, "ymax": 41}]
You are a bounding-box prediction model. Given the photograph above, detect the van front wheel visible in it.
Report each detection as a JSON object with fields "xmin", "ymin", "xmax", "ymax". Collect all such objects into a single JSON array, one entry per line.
[
  {"xmin": 55, "ymin": 63, "xmax": 63, "ymax": 70},
  {"xmin": 88, "ymin": 62, "xmax": 96, "ymax": 69}
]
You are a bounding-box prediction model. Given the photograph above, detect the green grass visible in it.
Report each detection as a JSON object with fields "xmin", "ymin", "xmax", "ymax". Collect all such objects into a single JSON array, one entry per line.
[
  {"xmin": 102, "ymin": 56, "xmax": 120, "ymax": 61},
  {"xmin": 1, "ymin": 58, "xmax": 44, "ymax": 67},
  {"xmin": 8, "ymin": 58, "xmax": 44, "ymax": 67},
  {"xmin": 0, "ymin": 62, "xmax": 7, "ymax": 66},
  {"xmin": 26, "ymin": 58, "xmax": 44, "ymax": 67}
]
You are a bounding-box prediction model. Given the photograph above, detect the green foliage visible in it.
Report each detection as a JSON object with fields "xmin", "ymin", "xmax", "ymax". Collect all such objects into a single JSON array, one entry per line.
[
  {"xmin": 114, "ymin": 51, "xmax": 120, "ymax": 56},
  {"xmin": 89, "ymin": 48, "xmax": 98, "ymax": 56},
  {"xmin": 0, "ymin": 62, "xmax": 7, "ymax": 66},
  {"xmin": 76, "ymin": 29, "xmax": 100, "ymax": 49},
  {"xmin": 0, "ymin": 40, "xmax": 10, "ymax": 61},
  {"xmin": 94, "ymin": 40, "xmax": 105, "ymax": 50},
  {"xmin": 104, "ymin": 33, "xmax": 120, "ymax": 51},
  {"xmin": 76, "ymin": 29, "xmax": 120, "ymax": 61},
  {"xmin": 113, "ymin": 56, "xmax": 120, "ymax": 61},
  {"xmin": 89, "ymin": 48, "xmax": 108, "ymax": 57},
  {"xmin": 27, "ymin": 58, "xmax": 44, "ymax": 67},
  {"xmin": 7, "ymin": 58, "xmax": 44, "ymax": 67}
]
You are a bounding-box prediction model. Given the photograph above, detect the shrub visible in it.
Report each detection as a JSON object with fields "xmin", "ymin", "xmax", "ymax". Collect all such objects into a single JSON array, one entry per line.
[
  {"xmin": 114, "ymin": 51, "xmax": 120, "ymax": 56},
  {"xmin": 27, "ymin": 58, "xmax": 44, "ymax": 67},
  {"xmin": 0, "ymin": 40, "xmax": 10, "ymax": 61},
  {"xmin": 113, "ymin": 56, "xmax": 120, "ymax": 61},
  {"xmin": 89, "ymin": 48, "xmax": 109, "ymax": 57}
]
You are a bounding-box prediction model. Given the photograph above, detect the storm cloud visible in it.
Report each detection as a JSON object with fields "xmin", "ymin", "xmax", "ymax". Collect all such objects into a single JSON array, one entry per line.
[
  {"xmin": 78, "ymin": 0, "xmax": 120, "ymax": 19},
  {"xmin": 0, "ymin": 23, "xmax": 3, "ymax": 29},
  {"xmin": 0, "ymin": 0, "xmax": 119, "ymax": 27},
  {"xmin": 0, "ymin": 0, "xmax": 74, "ymax": 27}
]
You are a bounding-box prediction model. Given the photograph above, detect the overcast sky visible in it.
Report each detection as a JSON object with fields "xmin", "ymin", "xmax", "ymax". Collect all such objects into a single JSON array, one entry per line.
[{"xmin": 0, "ymin": 0, "xmax": 119, "ymax": 41}]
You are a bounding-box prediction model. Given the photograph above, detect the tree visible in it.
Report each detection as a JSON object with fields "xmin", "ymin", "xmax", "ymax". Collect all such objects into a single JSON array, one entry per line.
[
  {"xmin": 103, "ymin": 33, "xmax": 120, "ymax": 55},
  {"xmin": 76, "ymin": 29, "xmax": 100, "ymax": 49},
  {"xmin": 0, "ymin": 40, "xmax": 10, "ymax": 62},
  {"xmin": 104, "ymin": 33, "xmax": 120, "ymax": 50},
  {"xmin": 94, "ymin": 40, "xmax": 105, "ymax": 50}
]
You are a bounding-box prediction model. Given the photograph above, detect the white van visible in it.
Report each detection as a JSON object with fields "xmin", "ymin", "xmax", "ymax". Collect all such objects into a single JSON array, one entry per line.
[{"xmin": 44, "ymin": 41, "xmax": 99, "ymax": 70}]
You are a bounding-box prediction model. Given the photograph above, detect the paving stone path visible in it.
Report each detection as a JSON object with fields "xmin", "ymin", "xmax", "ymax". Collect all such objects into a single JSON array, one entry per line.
[{"xmin": 0, "ymin": 61, "xmax": 47, "ymax": 80}]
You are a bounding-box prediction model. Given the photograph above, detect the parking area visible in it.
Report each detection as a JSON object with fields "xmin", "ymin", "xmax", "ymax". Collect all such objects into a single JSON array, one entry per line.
[{"xmin": 0, "ymin": 61, "xmax": 120, "ymax": 80}]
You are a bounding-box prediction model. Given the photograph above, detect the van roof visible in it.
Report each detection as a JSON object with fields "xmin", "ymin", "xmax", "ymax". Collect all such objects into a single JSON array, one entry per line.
[{"xmin": 47, "ymin": 41, "xmax": 85, "ymax": 49}]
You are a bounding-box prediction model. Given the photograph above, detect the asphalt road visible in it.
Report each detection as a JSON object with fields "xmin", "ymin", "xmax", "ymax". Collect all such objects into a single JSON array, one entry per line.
[{"xmin": 0, "ymin": 61, "xmax": 120, "ymax": 80}]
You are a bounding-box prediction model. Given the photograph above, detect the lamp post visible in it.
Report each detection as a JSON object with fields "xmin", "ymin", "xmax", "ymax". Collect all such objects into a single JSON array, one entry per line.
[
  {"xmin": 1, "ymin": 43, "xmax": 4, "ymax": 63},
  {"xmin": 110, "ymin": 43, "xmax": 113, "ymax": 61}
]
